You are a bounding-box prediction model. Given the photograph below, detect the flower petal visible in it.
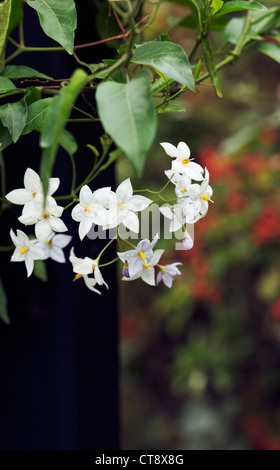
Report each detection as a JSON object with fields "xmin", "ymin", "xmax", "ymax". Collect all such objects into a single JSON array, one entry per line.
[
  {"xmin": 49, "ymin": 216, "xmax": 68, "ymax": 233},
  {"xmin": 24, "ymin": 168, "xmax": 42, "ymax": 193},
  {"xmin": 48, "ymin": 177, "xmax": 60, "ymax": 196},
  {"xmin": 121, "ymin": 211, "xmax": 139, "ymax": 233},
  {"xmin": 5, "ymin": 188, "xmax": 32, "ymax": 205},
  {"xmin": 160, "ymin": 142, "xmax": 178, "ymax": 158},
  {"xmin": 50, "ymin": 246, "xmax": 65, "ymax": 263},
  {"xmin": 79, "ymin": 217, "xmax": 93, "ymax": 240},
  {"xmin": 116, "ymin": 178, "xmax": 133, "ymax": 204},
  {"xmin": 177, "ymin": 141, "xmax": 191, "ymax": 159},
  {"xmin": 52, "ymin": 234, "xmax": 72, "ymax": 248},
  {"xmin": 25, "ymin": 252, "xmax": 34, "ymax": 277},
  {"xmin": 141, "ymin": 266, "xmax": 155, "ymax": 286}
]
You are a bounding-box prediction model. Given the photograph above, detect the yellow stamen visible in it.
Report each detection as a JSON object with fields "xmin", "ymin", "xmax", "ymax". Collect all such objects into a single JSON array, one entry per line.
[
  {"xmin": 182, "ymin": 158, "xmax": 190, "ymax": 165},
  {"xmin": 43, "ymin": 212, "xmax": 49, "ymax": 218},
  {"xmin": 84, "ymin": 206, "xmax": 91, "ymax": 212},
  {"xmin": 119, "ymin": 203, "xmax": 125, "ymax": 210},
  {"xmin": 183, "ymin": 187, "xmax": 187, "ymax": 192},
  {"xmin": 202, "ymin": 195, "xmax": 210, "ymax": 201},
  {"xmin": 143, "ymin": 263, "xmax": 151, "ymax": 269},
  {"xmin": 75, "ymin": 273, "xmax": 83, "ymax": 280},
  {"xmin": 20, "ymin": 247, "xmax": 27, "ymax": 255},
  {"xmin": 32, "ymin": 192, "xmax": 36, "ymax": 198},
  {"xmin": 92, "ymin": 264, "xmax": 95, "ymax": 271},
  {"xmin": 139, "ymin": 251, "xmax": 146, "ymax": 260}
]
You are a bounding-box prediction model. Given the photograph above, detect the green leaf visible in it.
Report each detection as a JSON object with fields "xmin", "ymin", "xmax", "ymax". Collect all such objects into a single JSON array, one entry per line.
[
  {"xmin": 26, "ymin": 0, "xmax": 77, "ymax": 54},
  {"xmin": 7, "ymin": 0, "xmax": 24, "ymax": 35},
  {"xmin": 254, "ymin": 42, "xmax": 280, "ymax": 64},
  {"xmin": 224, "ymin": 17, "xmax": 246, "ymax": 44},
  {"xmin": 59, "ymin": 129, "xmax": 78, "ymax": 156},
  {"xmin": 0, "ymin": 98, "xmax": 28, "ymax": 142},
  {"xmin": 0, "ymin": 123, "xmax": 12, "ymax": 151},
  {"xmin": 22, "ymin": 97, "xmax": 52, "ymax": 135},
  {"xmin": 22, "ymin": 86, "xmax": 42, "ymax": 106},
  {"xmin": 0, "ymin": 76, "xmax": 16, "ymax": 94},
  {"xmin": 96, "ymin": 69, "xmax": 157, "ymax": 175},
  {"xmin": 87, "ymin": 144, "xmax": 99, "ymax": 158},
  {"xmin": 210, "ymin": 0, "xmax": 224, "ymax": 15},
  {"xmin": 0, "ymin": 0, "xmax": 11, "ymax": 72},
  {"xmin": 251, "ymin": 8, "xmax": 280, "ymax": 34},
  {"xmin": 215, "ymin": 1, "xmax": 267, "ymax": 18},
  {"xmin": 0, "ymin": 278, "xmax": 10, "ymax": 324},
  {"xmin": 202, "ymin": 37, "xmax": 222, "ymax": 98},
  {"xmin": 40, "ymin": 69, "xmax": 88, "ymax": 194},
  {"xmin": 1, "ymin": 65, "xmax": 52, "ymax": 80},
  {"xmin": 131, "ymin": 41, "xmax": 195, "ymax": 90},
  {"xmin": 158, "ymin": 105, "xmax": 186, "ymax": 113},
  {"xmin": 34, "ymin": 260, "xmax": 48, "ymax": 282},
  {"xmin": 194, "ymin": 59, "xmax": 202, "ymax": 81}
]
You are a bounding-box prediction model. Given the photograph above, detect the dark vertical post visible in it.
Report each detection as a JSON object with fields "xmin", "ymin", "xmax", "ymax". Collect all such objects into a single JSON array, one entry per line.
[{"xmin": 0, "ymin": 1, "xmax": 120, "ymax": 450}]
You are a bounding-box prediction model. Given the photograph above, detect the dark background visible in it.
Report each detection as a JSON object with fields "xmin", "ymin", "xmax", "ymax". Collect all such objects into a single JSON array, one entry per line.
[{"xmin": 0, "ymin": 0, "xmax": 120, "ymax": 449}]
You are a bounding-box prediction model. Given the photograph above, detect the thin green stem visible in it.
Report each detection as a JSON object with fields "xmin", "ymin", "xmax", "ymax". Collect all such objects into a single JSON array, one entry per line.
[
  {"xmin": 99, "ymin": 256, "xmax": 120, "ymax": 268},
  {"xmin": 189, "ymin": 37, "xmax": 201, "ymax": 62},
  {"xmin": 0, "ymin": 89, "xmax": 26, "ymax": 100},
  {"xmin": 97, "ymin": 235, "xmax": 117, "ymax": 262},
  {"xmin": 0, "ymin": 245, "xmax": 14, "ymax": 252},
  {"xmin": 75, "ymin": 138, "xmax": 112, "ymax": 191},
  {"xmin": 63, "ymin": 199, "xmax": 78, "ymax": 211},
  {"xmin": 19, "ymin": 20, "xmax": 25, "ymax": 46},
  {"xmin": 67, "ymin": 118, "xmax": 96, "ymax": 123},
  {"xmin": 72, "ymin": 106, "xmax": 95, "ymax": 119}
]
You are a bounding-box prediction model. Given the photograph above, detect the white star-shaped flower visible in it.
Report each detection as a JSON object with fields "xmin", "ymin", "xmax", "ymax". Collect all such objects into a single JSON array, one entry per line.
[
  {"xmin": 69, "ymin": 247, "xmax": 108, "ymax": 290},
  {"xmin": 165, "ymin": 170, "xmax": 191, "ymax": 199},
  {"xmin": 160, "ymin": 141, "xmax": 204, "ymax": 181},
  {"xmin": 36, "ymin": 233, "xmax": 72, "ymax": 263},
  {"xmin": 71, "ymin": 185, "xmax": 114, "ymax": 240},
  {"xmin": 104, "ymin": 178, "xmax": 152, "ymax": 233},
  {"xmin": 6, "ymin": 168, "xmax": 59, "ymax": 205},
  {"xmin": 122, "ymin": 249, "xmax": 164, "ymax": 286},
  {"xmin": 156, "ymin": 262, "xmax": 182, "ymax": 288},
  {"xmin": 160, "ymin": 200, "xmax": 197, "ymax": 232},
  {"xmin": 117, "ymin": 234, "xmax": 159, "ymax": 277},
  {"xmin": 187, "ymin": 168, "xmax": 213, "ymax": 220},
  {"xmin": 18, "ymin": 194, "xmax": 67, "ymax": 241},
  {"xmin": 10, "ymin": 229, "xmax": 44, "ymax": 277}
]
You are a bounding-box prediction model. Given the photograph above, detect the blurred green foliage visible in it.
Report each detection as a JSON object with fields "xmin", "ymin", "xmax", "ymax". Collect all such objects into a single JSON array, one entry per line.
[{"xmin": 119, "ymin": 1, "xmax": 280, "ymax": 449}]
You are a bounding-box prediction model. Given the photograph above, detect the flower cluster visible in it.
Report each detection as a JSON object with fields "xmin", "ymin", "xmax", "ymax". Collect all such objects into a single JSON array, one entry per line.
[
  {"xmin": 159, "ymin": 141, "xmax": 213, "ymax": 246},
  {"xmin": 6, "ymin": 141, "xmax": 213, "ymax": 291},
  {"xmin": 6, "ymin": 168, "xmax": 71, "ymax": 276}
]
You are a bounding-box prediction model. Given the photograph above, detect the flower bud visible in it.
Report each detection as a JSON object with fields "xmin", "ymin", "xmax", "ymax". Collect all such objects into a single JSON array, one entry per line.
[
  {"xmin": 183, "ymin": 232, "xmax": 194, "ymax": 250},
  {"xmin": 122, "ymin": 260, "xmax": 130, "ymax": 278}
]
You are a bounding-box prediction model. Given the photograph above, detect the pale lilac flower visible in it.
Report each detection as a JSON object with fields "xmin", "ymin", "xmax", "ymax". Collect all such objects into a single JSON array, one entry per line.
[
  {"xmin": 36, "ymin": 234, "xmax": 72, "ymax": 263},
  {"xmin": 156, "ymin": 262, "xmax": 182, "ymax": 288},
  {"xmin": 123, "ymin": 249, "xmax": 164, "ymax": 286},
  {"xmin": 117, "ymin": 234, "xmax": 159, "ymax": 277}
]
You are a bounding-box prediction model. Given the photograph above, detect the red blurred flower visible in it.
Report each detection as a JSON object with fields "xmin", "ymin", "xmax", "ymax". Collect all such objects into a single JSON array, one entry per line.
[
  {"xmin": 271, "ymin": 298, "xmax": 280, "ymax": 319},
  {"xmin": 251, "ymin": 206, "xmax": 280, "ymax": 245}
]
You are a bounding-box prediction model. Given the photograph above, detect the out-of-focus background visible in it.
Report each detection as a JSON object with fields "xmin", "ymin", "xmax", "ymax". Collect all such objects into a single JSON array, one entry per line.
[{"xmin": 117, "ymin": 1, "xmax": 280, "ymax": 450}]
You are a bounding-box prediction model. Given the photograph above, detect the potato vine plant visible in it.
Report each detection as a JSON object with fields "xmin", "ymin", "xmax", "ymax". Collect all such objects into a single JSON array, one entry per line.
[{"xmin": 0, "ymin": 0, "xmax": 279, "ymax": 323}]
